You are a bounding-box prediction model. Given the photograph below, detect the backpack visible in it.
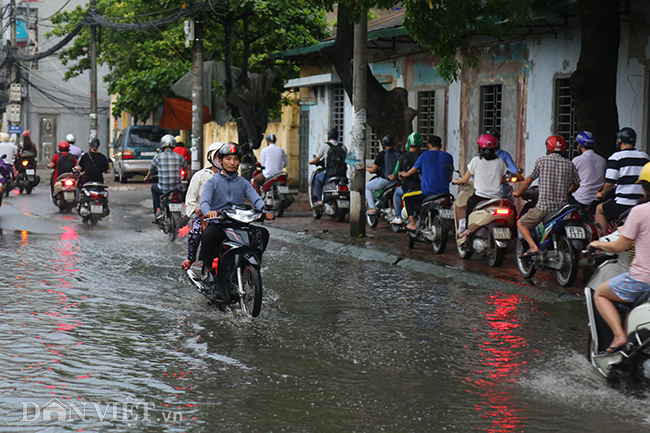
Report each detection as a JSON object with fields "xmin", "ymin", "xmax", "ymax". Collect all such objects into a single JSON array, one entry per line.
[
  {"xmin": 383, "ymin": 149, "xmax": 400, "ymax": 179},
  {"xmin": 325, "ymin": 142, "xmax": 347, "ymax": 178},
  {"xmin": 57, "ymin": 153, "xmax": 75, "ymax": 175}
]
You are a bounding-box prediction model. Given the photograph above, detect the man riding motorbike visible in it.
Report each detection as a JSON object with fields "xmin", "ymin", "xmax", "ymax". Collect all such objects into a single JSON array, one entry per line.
[
  {"xmin": 390, "ymin": 133, "xmax": 424, "ymax": 225},
  {"xmin": 365, "ymin": 135, "xmax": 400, "ymax": 216},
  {"xmin": 0, "ymin": 132, "xmax": 18, "ymax": 180},
  {"xmin": 65, "ymin": 134, "xmax": 83, "ymax": 159},
  {"xmin": 310, "ymin": 128, "xmax": 347, "ymax": 205},
  {"xmin": 199, "ymin": 143, "xmax": 274, "ymax": 289},
  {"xmin": 143, "ymin": 134, "xmax": 188, "ymax": 220},
  {"xmin": 570, "ymin": 131, "xmax": 606, "ymax": 209},
  {"xmin": 253, "ymin": 133, "xmax": 288, "ymax": 195},
  {"xmin": 47, "ymin": 141, "xmax": 77, "ymax": 195},
  {"xmin": 75, "ymin": 137, "xmax": 109, "ymax": 187}
]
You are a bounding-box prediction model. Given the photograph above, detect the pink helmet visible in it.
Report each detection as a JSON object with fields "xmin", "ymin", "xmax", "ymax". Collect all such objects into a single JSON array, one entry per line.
[
  {"xmin": 477, "ymin": 133, "xmax": 498, "ymax": 149},
  {"xmin": 23, "ymin": 130, "xmax": 30, "ymax": 137}
]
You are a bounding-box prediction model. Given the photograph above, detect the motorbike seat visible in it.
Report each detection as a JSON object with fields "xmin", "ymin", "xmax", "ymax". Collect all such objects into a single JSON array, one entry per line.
[
  {"xmin": 422, "ymin": 192, "xmax": 453, "ymax": 205},
  {"xmin": 161, "ymin": 189, "xmax": 183, "ymax": 201},
  {"xmin": 83, "ymin": 182, "xmax": 107, "ymax": 188},
  {"xmin": 474, "ymin": 198, "xmax": 503, "ymax": 211},
  {"xmin": 542, "ymin": 204, "xmax": 581, "ymax": 225},
  {"xmin": 383, "ymin": 179, "xmax": 399, "ymax": 190},
  {"xmin": 325, "ymin": 175, "xmax": 347, "ymax": 184}
]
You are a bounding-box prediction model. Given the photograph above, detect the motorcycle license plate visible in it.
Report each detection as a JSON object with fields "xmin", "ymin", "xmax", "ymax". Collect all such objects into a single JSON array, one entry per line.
[
  {"xmin": 91, "ymin": 204, "xmax": 103, "ymax": 214},
  {"xmin": 64, "ymin": 192, "xmax": 75, "ymax": 201},
  {"xmin": 439, "ymin": 209, "xmax": 454, "ymax": 219},
  {"xmin": 277, "ymin": 186, "xmax": 290, "ymax": 194},
  {"xmin": 566, "ymin": 226, "xmax": 586, "ymax": 239},
  {"xmin": 493, "ymin": 227, "xmax": 511, "ymax": 240},
  {"xmin": 337, "ymin": 199, "xmax": 350, "ymax": 208},
  {"xmin": 26, "ymin": 169, "xmax": 35, "ymax": 175},
  {"xmin": 169, "ymin": 203, "xmax": 183, "ymax": 212}
]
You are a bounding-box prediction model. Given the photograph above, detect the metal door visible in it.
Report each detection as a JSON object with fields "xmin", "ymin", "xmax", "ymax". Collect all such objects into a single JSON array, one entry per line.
[
  {"xmin": 39, "ymin": 116, "xmax": 56, "ymax": 164},
  {"xmin": 299, "ymin": 108, "xmax": 309, "ymax": 192}
]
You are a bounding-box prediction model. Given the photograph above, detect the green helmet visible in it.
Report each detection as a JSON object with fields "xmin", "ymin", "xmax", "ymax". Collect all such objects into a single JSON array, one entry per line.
[{"xmin": 405, "ymin": 132, "xmax": 422, "ymax": 152}]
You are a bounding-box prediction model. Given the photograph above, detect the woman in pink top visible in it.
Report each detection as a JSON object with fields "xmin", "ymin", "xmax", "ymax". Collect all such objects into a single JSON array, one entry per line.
[{"xmin": 589, "ymin": 163, "xmax": 650, "ymax": 353}]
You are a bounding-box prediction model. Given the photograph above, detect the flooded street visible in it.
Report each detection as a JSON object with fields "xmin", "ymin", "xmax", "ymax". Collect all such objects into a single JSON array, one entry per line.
[{"xmin": 1, "ymin": 187, "xmax": 649, "ymax": 432}]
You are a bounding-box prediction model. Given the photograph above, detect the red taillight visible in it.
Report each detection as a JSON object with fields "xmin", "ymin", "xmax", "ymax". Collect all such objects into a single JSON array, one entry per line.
[
  {"xmin": 442, "ymin": 197, "xmax": 450, "ymax": 206},
  {"xmin": 122, "ymin": 150, "xmax": 133, "ymax": 160},
  {"xmin": 212, "ymin": 257, "xmax": 219, "ymax": 269},
  {"xmin": 21, "ymin": 160, "xmax": 28, "ymax": 166},
  {"xmin": 570, "ymin": 209, "xmax": 580, "ymax": 220},
  {"xmin": 171, "ymin": 192, "xmax": 181, "ymax": 201},
  {"xmin": 181, "ymin": 169, "xmax": 186, "ymax": 177},
  {"xmin": 338, "ymin": 184, "xmax": 349, "ymax": 192},
  {"xmin": 91, "ymin": 192, "xmax": 102, "ymax": 199},
  {"xmin": 495, "ymin": 208, "xmax": 510, "ymax": 215},
  {"xmin": 63, "ymin": 179, "xmax": 75, "ymax": 187},
  {"xmin": 278, "ymin": 174, "xmax": 287, "ymax": 183}
]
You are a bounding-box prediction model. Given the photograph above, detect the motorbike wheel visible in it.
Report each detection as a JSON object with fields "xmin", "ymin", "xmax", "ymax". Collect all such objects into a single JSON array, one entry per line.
[
  {"xmin": 555, "ymin": 235, "xmax": 579, "ymax": 287},
  {"xmin": 366, "ymin": 212, "xmax": 379, "ymax": 229},
  {"xmin": 335, "ymin": 208, "xmax": 346, "ymax": 223},
  {"xmin": 25, "ymin": 187, "xmax": 32, "ymax": 194},
  {"xmin": 457, "ymin": 238, "xmax": 473, "ymax": 260},
  {"xmin": 89, "ymin": 215, "xmax": 100, "ymax": 225},
  {"xmin": 167, "ymin": 211, "xmax": 180, "ymax": 242},
  {"xmin": 312, "ymin": 207, "xmax": 322, "ymax": 220},
  {"xmin": 240, "ymin": 264, "xmax": 263, "ymax": 318},
  {"xmin": 516, "ymin": 238, "xmax": 537, "ymax": 279},
  {"xmin": 486, "ymin": 238, "xmax": 506, "ymax": 267},
  {"xmin": 431, "ymin": 215, "xmax": 447, "ymax": 255},
  {"xmin": 390, "ymin": 222, "xmax": 401, "ymax": 233}
]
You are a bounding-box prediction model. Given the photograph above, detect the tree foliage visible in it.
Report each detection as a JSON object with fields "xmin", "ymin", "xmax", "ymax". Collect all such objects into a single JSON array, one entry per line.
[{"xmin": 49, "ymin": 0, "xmax": 329, "ymax": 122}]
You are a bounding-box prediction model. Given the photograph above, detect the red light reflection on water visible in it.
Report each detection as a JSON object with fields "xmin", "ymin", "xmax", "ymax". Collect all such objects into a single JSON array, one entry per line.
[{"xmin": 465, "ymin": 293, "xmax": 535, "ymax": 433}]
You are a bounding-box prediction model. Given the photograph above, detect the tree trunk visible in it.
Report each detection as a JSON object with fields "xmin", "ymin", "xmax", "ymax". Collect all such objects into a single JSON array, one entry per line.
[
  {"xmin": 570, "ymin": 0, "xmax": 620, "ymax": 158},
  {"xmin": 324, "ymin": 5, "xmax": 417, "ymax": 148}
]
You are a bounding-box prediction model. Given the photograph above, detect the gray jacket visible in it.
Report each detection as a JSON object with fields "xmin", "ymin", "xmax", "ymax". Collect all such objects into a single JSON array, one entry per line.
[{"xmin": 200, "ymin": 170, "xmax": 264, "ymax": 218}]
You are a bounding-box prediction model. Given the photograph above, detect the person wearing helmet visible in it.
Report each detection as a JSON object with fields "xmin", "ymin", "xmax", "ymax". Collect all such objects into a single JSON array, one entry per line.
[
  {"xmin": 199, "ymin": 143, "xmax": 274, "ymax": 289},
  {"xmin": 588, "ymin": 163, "xmax": 650, "ymax": 353},
  {"xmin": 364, "ymin": 134, "xmax": 400, "ymax": 215},
  {"xmin": 173, "ymin": 135, "xmax": 191, "ymax": 163},
  {"xmin": 514, "ymin": 135, "xmax": 581, "ymax": 256},
  {"xmin": 253, "ymin": 133, "xmax": 288, "ymax": 194},
  {"xmin": 75, "ymin": 138, "xmax": 109, "ymax": 187},
  {"xmin": 594, "ymin": 127, "xmax": 650, "ymax": 236},
  {"xmin": 389, "ymin": 133, "xmax": 425, "ymax": 225},
  {"xmin": 47, "ymin": 141, "xmax": 78, "ymax": 196},
  {"xmin": 65, "ymin": 134, "xmax": 83, "ymax": 159},
  {"xmin": 487, "ymin": 128, "xmax": 523, "ymax": 198},
  {"xmin": 181, "ymin": 142, "xmax": 224, "ymax": 271},
  {"xmin": 0, "ymin": 132, "xmax": 18, "ymax": 166},
  {"xmin": 570, "ymin": 131, "xmax": 606, "ymax": 209},
  {"xmin": 401, "ymin": 134, "xmax": 453, "ymax": 232},
  {"xmin": 452, "ymin": 134, "xmax": 507, "ymax": 237},
  {"xmin": 310, "ymin": 128, "xmax": 348, "ymax": 204},
  {"xmin": 143, "ymin": 134, "xmax": 188, "ymax": 220},
  {"xmin": 21, "ymin": 130, "xmax": 37, "ymax": 158}
]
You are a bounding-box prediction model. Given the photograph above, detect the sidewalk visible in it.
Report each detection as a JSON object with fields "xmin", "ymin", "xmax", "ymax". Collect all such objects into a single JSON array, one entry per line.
[{"xmin": 268, "ymin": 192, "xmax": 584, "ymax": 304}]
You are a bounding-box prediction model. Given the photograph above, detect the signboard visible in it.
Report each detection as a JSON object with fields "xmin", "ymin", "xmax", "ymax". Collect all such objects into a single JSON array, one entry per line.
[{"xmin": 8, "ymin": 125, "xmax": 23, "ymax": 134}]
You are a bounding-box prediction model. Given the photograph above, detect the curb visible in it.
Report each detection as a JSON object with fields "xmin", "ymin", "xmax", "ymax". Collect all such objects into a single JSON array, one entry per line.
[{"xmin": 266, "ymin": 226, "xmax": 581, "ymax": 304}]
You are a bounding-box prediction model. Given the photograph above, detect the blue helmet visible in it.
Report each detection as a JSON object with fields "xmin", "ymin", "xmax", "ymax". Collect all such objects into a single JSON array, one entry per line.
[{"xmin": 576, "ymin": 131, "xmax": 595, "ymax": 148}]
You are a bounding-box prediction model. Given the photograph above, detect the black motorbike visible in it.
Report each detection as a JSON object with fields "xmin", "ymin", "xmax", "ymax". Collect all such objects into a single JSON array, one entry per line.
[
  {"xmin": 15, "ymin": 151, "xmax": 40, "ymax": 194},
  {"xmin": 407, "ymin": 192, "xmax": 455, "ymax": 254},
  {"xmin": 186, "ymin": 205, "xmax": 266, "ymax": 318},
  {"xmin": 366, "ymin": 177, "xmax": 401, "ymax": 232},
  {"xmin": 157, "ymin": 189, "xmax": 184, "ymax": 241},
  {"xmin": 309, "ymin": 161, "xmax": 350, "ymax": 222},
  {"xmin": 77, "ymin": 182, "xmax": 109, "ymax": 224}
]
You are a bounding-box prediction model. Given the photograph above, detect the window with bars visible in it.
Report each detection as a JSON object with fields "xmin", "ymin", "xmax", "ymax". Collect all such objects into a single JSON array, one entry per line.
[
  {"xmin": 331, "ymin": 84, "xmax": 345, "ymax": 139},
  {"xmin": 480, "ymin": 85, "xmax": 502, "ymax": 134},
  {"xmin": 554, "ymin": 78, "xmax": 579, "ymax": 158},
  {"xmin": 417, "ymin": 91, "xmax": 435, "ymax": 139},
  {"xmin": 366, "ymin": 128, "xmax": 381, "ymax": 160}
]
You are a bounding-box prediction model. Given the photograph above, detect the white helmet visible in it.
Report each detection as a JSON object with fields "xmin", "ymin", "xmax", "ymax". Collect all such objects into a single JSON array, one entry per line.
[
  {"xmin": 160, "ymin": 134, "xmax": 176, "ymax": 148},
  {"xmin": 65, "ymin": 133, "xmax": 76, "ymax": 144},
  {"xmin": 206, "ymin": 142, "xmax": 224, "ymax": 168},
  {"xmin": 0, "ymin": 132, "xmax": 10, "ymax": 142}
]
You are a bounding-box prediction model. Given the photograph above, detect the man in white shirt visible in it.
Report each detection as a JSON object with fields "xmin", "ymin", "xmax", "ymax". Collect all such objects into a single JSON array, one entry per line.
[
  {"xmin": 0, "ymin": 132, "xmax": 18, "ymax": 166},
  {"xmin": 253, "ymin": 133, "xmax": 288, "ymax": 194},
  {"xmin": 570, "ymin": 131, "xmax": 606, "ymax": 208}
]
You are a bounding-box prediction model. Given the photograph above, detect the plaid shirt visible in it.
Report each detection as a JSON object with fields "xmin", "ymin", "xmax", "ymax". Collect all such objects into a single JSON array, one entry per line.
[
  {"xmin": 150, "ymin": 149, "xmax": 187, "ymax": 193},
  {"xmin": 529, "ymin": 153, "xmax": 580, "ymax": 213}
]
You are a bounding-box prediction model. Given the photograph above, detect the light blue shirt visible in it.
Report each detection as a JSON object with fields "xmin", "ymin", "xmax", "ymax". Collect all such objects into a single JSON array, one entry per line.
[{"xmin": 496, "ymin": 149, "xmax": 518, "ymax": 173}]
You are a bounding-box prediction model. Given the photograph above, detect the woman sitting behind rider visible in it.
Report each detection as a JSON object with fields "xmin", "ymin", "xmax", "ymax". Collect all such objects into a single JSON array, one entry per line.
[
  {"xmin": 588, "ymin": 162, "xmax": 650, "ymax": 353},
  {"xmin": 452, "ymin": 133, "xmax": 507, "ymax": 238}
]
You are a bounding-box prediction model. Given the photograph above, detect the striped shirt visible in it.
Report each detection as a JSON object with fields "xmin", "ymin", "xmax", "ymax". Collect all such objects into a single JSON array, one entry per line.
[{"xmin": 605, "ymin": 148, "xmax": 650, "ymax": 206}]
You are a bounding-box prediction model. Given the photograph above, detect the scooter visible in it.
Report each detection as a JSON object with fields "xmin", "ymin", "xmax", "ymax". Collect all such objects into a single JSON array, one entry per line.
[
  {"xmin": 0, "ymin": 155, "xmax": 10, "ymax": 208},
  {"xmin": 515, "ymin": 188, "xmax": 596, "ymax": 287},
  {"xmin": 404, "ymin": 192, "xmax": 455, "ymax": 253},
  {"xmin": 253, "ymin": 162, "xmax": 294, "ymax": 218},
  {"xmin": 583, "ymin": 232, "xmax": 650, "ymax": 387},
  {"xmin": 157, "ymin": 189, "xmax": 184, "ymax": 241},
  {"xmin": 52, "ymin": 172, "xmax": 79, "ymax": 213},
  {"xmin": 15, "ymin": 150, "xmax": 40, "ymax": 194},
  {"xmin": 309, "ymin": 160, "xmax": 350, "ymax": 222},
  {"xmin": 186, "ymin": 205, "xmax": 266, "ymax": 318},
  {"xmin": 452, "ymin": 178, "xmax": 517, "ymax": 267},
  {"xmin": 366, "ymin": 176, "xmax": 401, "ymax": 232},
  {"xmin": 77, "ymin": 182, "xmax": 109, "ymax": 224},
  {"xmin": 3, "ymin": 162, "xmax": 16, "ymax": 197}
]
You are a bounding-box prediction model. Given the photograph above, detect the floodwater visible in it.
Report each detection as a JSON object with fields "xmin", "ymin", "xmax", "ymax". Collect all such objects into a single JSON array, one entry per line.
[{"xmin": 1, "ymin": 195, "xmax": 650, "ymax": 432}]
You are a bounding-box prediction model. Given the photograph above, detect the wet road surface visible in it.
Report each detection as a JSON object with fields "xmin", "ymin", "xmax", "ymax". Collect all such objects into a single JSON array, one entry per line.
[{"xmin": 0, "ymin": 185, "xmax": 649, "ymax": 432}]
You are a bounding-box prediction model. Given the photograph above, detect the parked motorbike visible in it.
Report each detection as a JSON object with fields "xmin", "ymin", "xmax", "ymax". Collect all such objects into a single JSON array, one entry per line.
[
  {"xmin": 186, "ymin": 205, "xmax": 266, "ymax": 318},
  {"xmin": 15, "ymin": 150, "xmax": 40, "ymax": 194},
  {"xmin": 52, "ymin": 172, "xmax": 79, "ymax": 213},
  {"xmin": 309, "ymin": 160, "xmax": 350, "ymax": 222},
  {"xmin": 366, "ymin": 177, "xmax": 401, "ymax": 232},
  {"xmin": 583, "ymin": 232, "xmax": 650, "ymax": 387},
  {"xmin": 157, "ymin": 189, "xmax": 184, "ymax": 241},
  {"xmin": 515, "ymin": 187, "xmax": 595, "ymax": 287},
  {"xmin": 77, "ymin": 182, "xmax": 109, "ymax": 224},
  {"xmin": 253, "ymin": 163, "xmax": 294, "ymax": 218},
  {"xmin": 452, "ymin": 178, "xmax": 517, "ymax": 267},
  {"xmin": 404, "ymin": 192, "xmax": 455, "ymax": 253}
]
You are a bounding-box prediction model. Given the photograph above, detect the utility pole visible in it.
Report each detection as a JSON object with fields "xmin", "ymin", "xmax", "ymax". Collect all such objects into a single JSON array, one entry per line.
[
  {"xmin": 7, "ymin": 0, "xmax": 19, "ymax": 136},
  {"xmin": 349, "ymin": 13, "xmax": 368, "ymax": 238},
  {"xmin": 191, "ymin": 16, "xmax": 204, "ymax": 173},
  {"xmin": 89, "ymin": 0, "xmax": 98, "ymax": 143},
  {"xmin": 9, "ymin": 0, "xmax": 15, "ymax": 83}
]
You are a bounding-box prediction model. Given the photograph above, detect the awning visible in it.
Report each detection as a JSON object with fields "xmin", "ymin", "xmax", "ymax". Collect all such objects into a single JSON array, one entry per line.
[{"xmin": 159, "ymin": 97, "xmax": 213, "ymax": 130}]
